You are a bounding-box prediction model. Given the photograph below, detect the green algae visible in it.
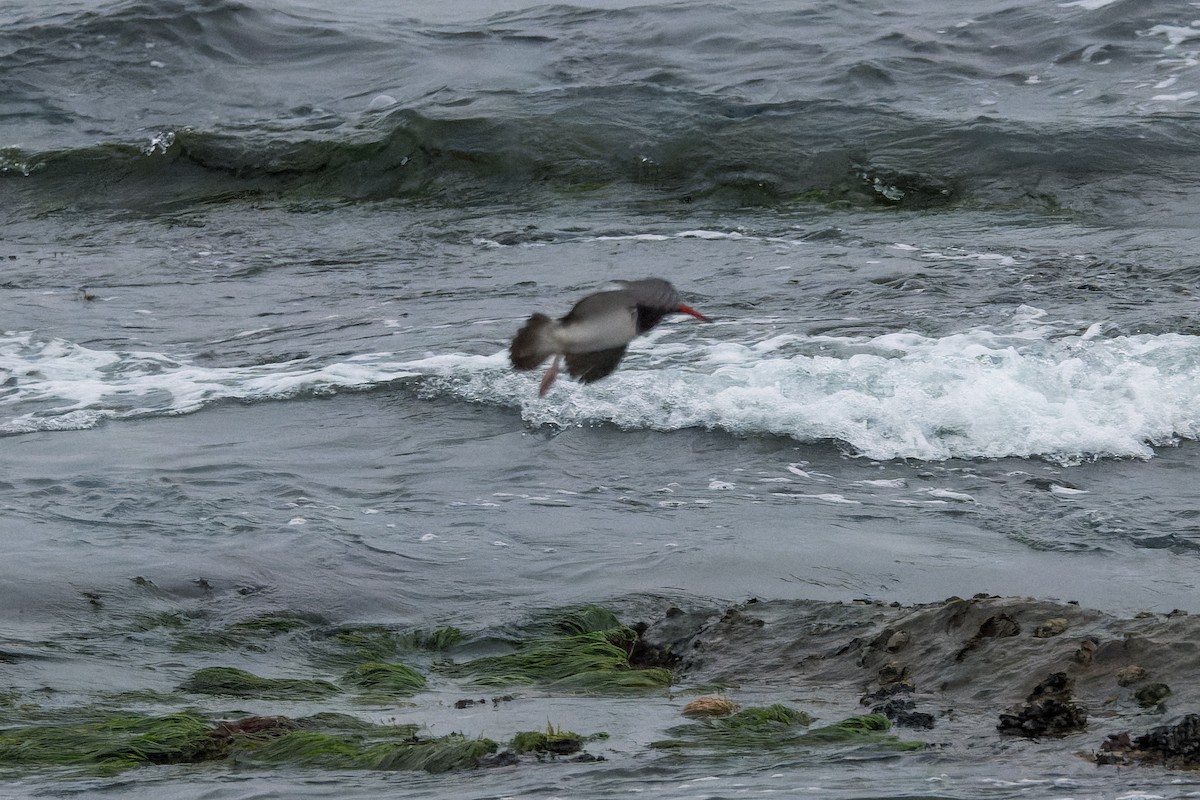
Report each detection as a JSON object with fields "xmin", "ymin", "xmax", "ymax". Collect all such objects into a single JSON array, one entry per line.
[
  {"xmin": 545, "ymin": 606, "xmax": 624, "ymax": 636},
  {"xmin": 650, "ymin": 706, "xmax": 924, "ymax": 754},
  {"xmin": 322, "ymin": 625, "xmax": 464, "ymax": 668},
  {"xmin": 511, "ymin": 723, "xmax": 584, "ymax": 755},
  {"xmin": 402, "ymin": 626, "xmax": 465, "ymax": 651},
  {"xmin": 172, "ymin": 630, "xmax": 253, "ymax": 652},
  {"xmin": 451, "ymin": 629, "xmax": 671, "ymax": 693},
  {"xmin": 0, "ymin": 710, "xmax": 496, "ymax": 776},
  {"xmin": 799, "ymin": 714, "xmax": 899, "ymax": 744},
  {"xmin": 651, "ymin": 704, "xmax": 814, "ymax": 750},
  {"xmin": 170, "ymin": 612, "xmax": 320, "ymax": 652},
  {"xmin": 133, "ymin": 610, "xmax": 193, "ymax": 631},
  {"xmin": 302, "ymin": 712, "xmax": 419, "ymax": 737},
  {"xmin": 369, "ymin": 735, "xmax": 496, "ymax": 772},
  {"xmin": 238, "ymin": 730, "xmax": 496, "ymax": 772},
  {"xmin": 0, "ymin": 712, "xmax": 218, "ymax": 775},
  {"xmin": 328, "ymin": 627, "xmax": 402, "ymax": 664},
  {"xmin": 447, "ymin": 607, "xmax": 671, "ymax": 694},
  {"xmin": 341, "ymin": 662, "xmax": 427, "ymax": 699},
  {"xmin": 226, "ymin": 612, "xmax": 317, "ymax": 635},
  {"xmin": 179, "ymin": 667, "xmax": 340, "ymax": 700},
  {"xmin": 104, "ymin": 689, "xmax": 193, "ymax": 706}
]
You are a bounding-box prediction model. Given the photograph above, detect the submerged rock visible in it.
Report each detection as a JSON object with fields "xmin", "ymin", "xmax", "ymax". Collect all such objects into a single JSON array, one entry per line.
[
  {"xmin": 860, "ymin": 682, "xmax": 934, "ymax": 729},
  {"xmin": 511, "ymin": 727, "xmax": 584, "ymax": 756},
  {"xmin": 211, "ymin": 715, "xmax": 300, "ymax": 739},
  {"xmin": 446, "ymin": 606, "xmax": 672, "ymax": 694},
  {"xmin": 179, "ymin": 667, "xmax": 340, "ymax": 700},
  {"xmin": 1033, "ymin": 618, "xmax": 1069, "ymax": 638},
  {"xmin": 1116, "ymin": 665, "xmax": 1148, "ymax": 687},
  {"xmin": 871, "ymin": 698, "xmax": 936, "ymax": 730},
  {"xmin": 479, "ymin": 751, "xmax": 520, "ymax": 768},
  {"xmin": 956, "ymin": 613, "xmax": 1021, "ymax": 661},
  {"xmin": 1097, "ymin": 713, "xmax": 1200, "ymax": 768},
  {"xmin": 341, "ymin": 661, "xmax": 427, "ymax": 698},
  {"xmin": 997, "ymin": 672, "xmax": 1088, "ymax": 738},
  {"xmin": 454, "ymin": 698, "xmax": 486, "ymax": 709},
  {"xmin": 0, "ymin": 711, "xmax": 499, "ymax": 775},
  {"xmin": 681, "ymin": 696, "xmax": 741, "ymax": 719},
  {"xmin": 650, "ymin": 704, "xmax": 923, "ymax": 753},
  {"xmin": 1135, "ymin": 683, "xmax": 1171, "ymax": 710}
]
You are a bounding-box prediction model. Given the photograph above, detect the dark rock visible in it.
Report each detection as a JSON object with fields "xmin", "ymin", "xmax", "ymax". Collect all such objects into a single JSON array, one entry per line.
[
  {"xmin": 1073, "ymin": 638, "xmax": 1098, "ymax": 666},
  {"xmin": 1137, "ymin": 713, "xmax": 1200, "ymax": 763},
  {"xmin": 872, "ymin": 697, "xmax": 936, "ymax": 730},
  {"xmin": 1135, "ymin": 683, "xmax": 1171, "ymax": 709},
  {"xmin": 211, "ymin": 715, "xmax": 300, "ymax": 738},
  {"xmin": 719, "ymin": 608, "xmax": 765, "ymax": 628},
  {"xmin": 542, "ymin": 735, "xmax": 583, "ymax": 755},
  {"xmin": 1116, "ymin": 665, "xmax": 1147, "ymax": 687},
  {"xmin": 978, "ymin": 614, "xmax": 1021, "ymax": 638},
  {"xmin": 876, "ymin": 663, "xmax": 911, "ymax": 686},
  {"xmin": 998, "ymin": 700, "xmax": 1088, "ymax": 738},
  {"xmin": 479, "ymin": 751, "xmax": 521, "ymax": 768},
  {"xmin": 1030, "ymin": 672, "xmax": 1072, "ymax": 699},
  {"xmin": 861, "ymin": 681, "xmax": 914, "ymax": 706},
  {"xmin": 637, "ymin": 607, "xmax": 716, "ymax": 672},
  {"xmin": 1096, "ymin": 713, "xmax": 1200, "ymax": 769},
  {"xmin": 956, "ymin": 613, "xmax": 1021, "ymax": 661},
  {"xmin": 1025, "ymin": 477, "xmax": 1080, "ymax": 491},
  {"xmin": 1033, "ymin": 618, "xmax": 1069, "ymax": 638},
  {"xmin": 628, "ymin": 637, "xmax": 680, "ymax": 671},
  {"xmin": 997, "ymin": 672, "xmax": 1088, "ymax": 738}
]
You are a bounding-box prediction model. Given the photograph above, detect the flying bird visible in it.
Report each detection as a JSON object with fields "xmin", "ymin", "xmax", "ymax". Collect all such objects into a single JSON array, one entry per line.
[{"xmin": 509, "ymin": 278, "xmax": 710, "ymax": 396}]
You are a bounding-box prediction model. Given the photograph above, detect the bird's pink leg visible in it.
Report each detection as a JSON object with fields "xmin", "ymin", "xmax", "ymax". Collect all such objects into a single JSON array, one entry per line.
[{"xmin": 538, "ymin": 355, "xmax": 561, "ymax": 397}]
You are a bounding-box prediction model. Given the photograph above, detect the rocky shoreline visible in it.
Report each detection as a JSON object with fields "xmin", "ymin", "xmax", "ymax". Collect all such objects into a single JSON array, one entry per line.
[
  {"xmin": 634, "ymin": 593, "xmax": 1200, "ymax": 768},
  {"xmin": 2, "ymin": 592, "xmax": 1198, "ymax": 778}
]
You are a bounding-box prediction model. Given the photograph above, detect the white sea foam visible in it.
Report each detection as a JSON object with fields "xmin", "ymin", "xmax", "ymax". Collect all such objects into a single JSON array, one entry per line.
[
  {"xmin": 858, "ymin": 478, "xmax": 908, "ymax": 489},
  {"xmin": 1143, "ymin": 24, "xmax": 1200, "ymax": 48},
  {"xmin": 593, "ymin": 229, "xmax": 747, "ymax": 243},
  {"xmin": 442, "ymin": 318, "xmax": 1200, "ymax": 462},
  {"xmin": 1058, "ymin": 0, "xmax": 1122, "ymax": 9},
  {"xmin": 0, "ymin": 332, "xmax": 421, "ymax": 434},
  {"xmin": 5, "ymin": 316, "xmax": 1200, "ymax": 462}
]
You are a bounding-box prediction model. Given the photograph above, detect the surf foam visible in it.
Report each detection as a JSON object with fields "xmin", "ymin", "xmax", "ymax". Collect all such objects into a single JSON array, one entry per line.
[
  {"xmin": 0, "ymin": 332, "xmax": 420, "ymax": 434},
  {"xmin": 4, "ymin": 317, "xmax": 1200, "ymax": 463}
]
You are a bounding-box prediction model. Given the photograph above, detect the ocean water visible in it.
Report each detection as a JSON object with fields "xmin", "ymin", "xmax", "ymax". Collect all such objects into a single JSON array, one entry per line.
[{"xmin": 4, "ymin": 0, "xmax": 1200, "ymax": 796}]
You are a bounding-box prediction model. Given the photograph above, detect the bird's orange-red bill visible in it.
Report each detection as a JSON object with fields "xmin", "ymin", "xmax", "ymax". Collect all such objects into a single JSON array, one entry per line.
[{"xmin": 677, "ymin": 303, "xmax": 711, "ymax": 322}]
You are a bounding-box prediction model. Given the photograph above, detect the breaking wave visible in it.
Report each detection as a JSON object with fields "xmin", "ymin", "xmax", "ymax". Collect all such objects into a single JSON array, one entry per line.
[{"xmin": 5, "ymin": 312, "xmax": 1199, "ymax": 462}]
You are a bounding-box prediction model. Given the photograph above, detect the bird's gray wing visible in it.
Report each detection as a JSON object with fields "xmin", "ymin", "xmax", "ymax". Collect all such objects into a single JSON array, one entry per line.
[
  {"xmin": 564, "ymin": 346, "xmax": 629, "ymax": 384},
  {"xmin": 615, "ymin": 279, "xmax": 680, "ymax": 309}
]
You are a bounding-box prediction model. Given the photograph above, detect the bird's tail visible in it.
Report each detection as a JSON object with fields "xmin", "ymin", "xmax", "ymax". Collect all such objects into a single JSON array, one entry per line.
[{"xmin": 510, "ymin": 313, "xmax": 558, "ymax": 370}]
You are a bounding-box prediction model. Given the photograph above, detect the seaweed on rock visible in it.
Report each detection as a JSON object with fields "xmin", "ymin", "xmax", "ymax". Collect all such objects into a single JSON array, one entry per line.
[
  {"xmin": 0, "ymin": 712, "xmax": 221, "ymax": 775},
  {"xmin": 179, "ymin": 667, "xmax": 341, "ymax": 700},
  {"xmin": 170, "ymin": 612, "xmax": 320, "ymax": 652},
  {"xmin": 510, "ymin": 722, "xmax": 586, "ymax": 756},
  {"xmin": 447, "ymin": 607, "xmax": 672, "ymax": 694},
  {"xmin": 341, "ymin": 662, "xmax": 427, "ymax": 699},
  {"xmin": 320, "ymin": 624, "xmax": 465, "ymax": 667},
  {"xmin": 651, "ymin": 705, "xmax": 924, "ymax": 754},
  {"xmin": 0, "ymin": 711, "xmax": 496, "ymax": 776},
  {"xmin": 232, "ymin": 729, "xmax": 496, "ymax": 772}
]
